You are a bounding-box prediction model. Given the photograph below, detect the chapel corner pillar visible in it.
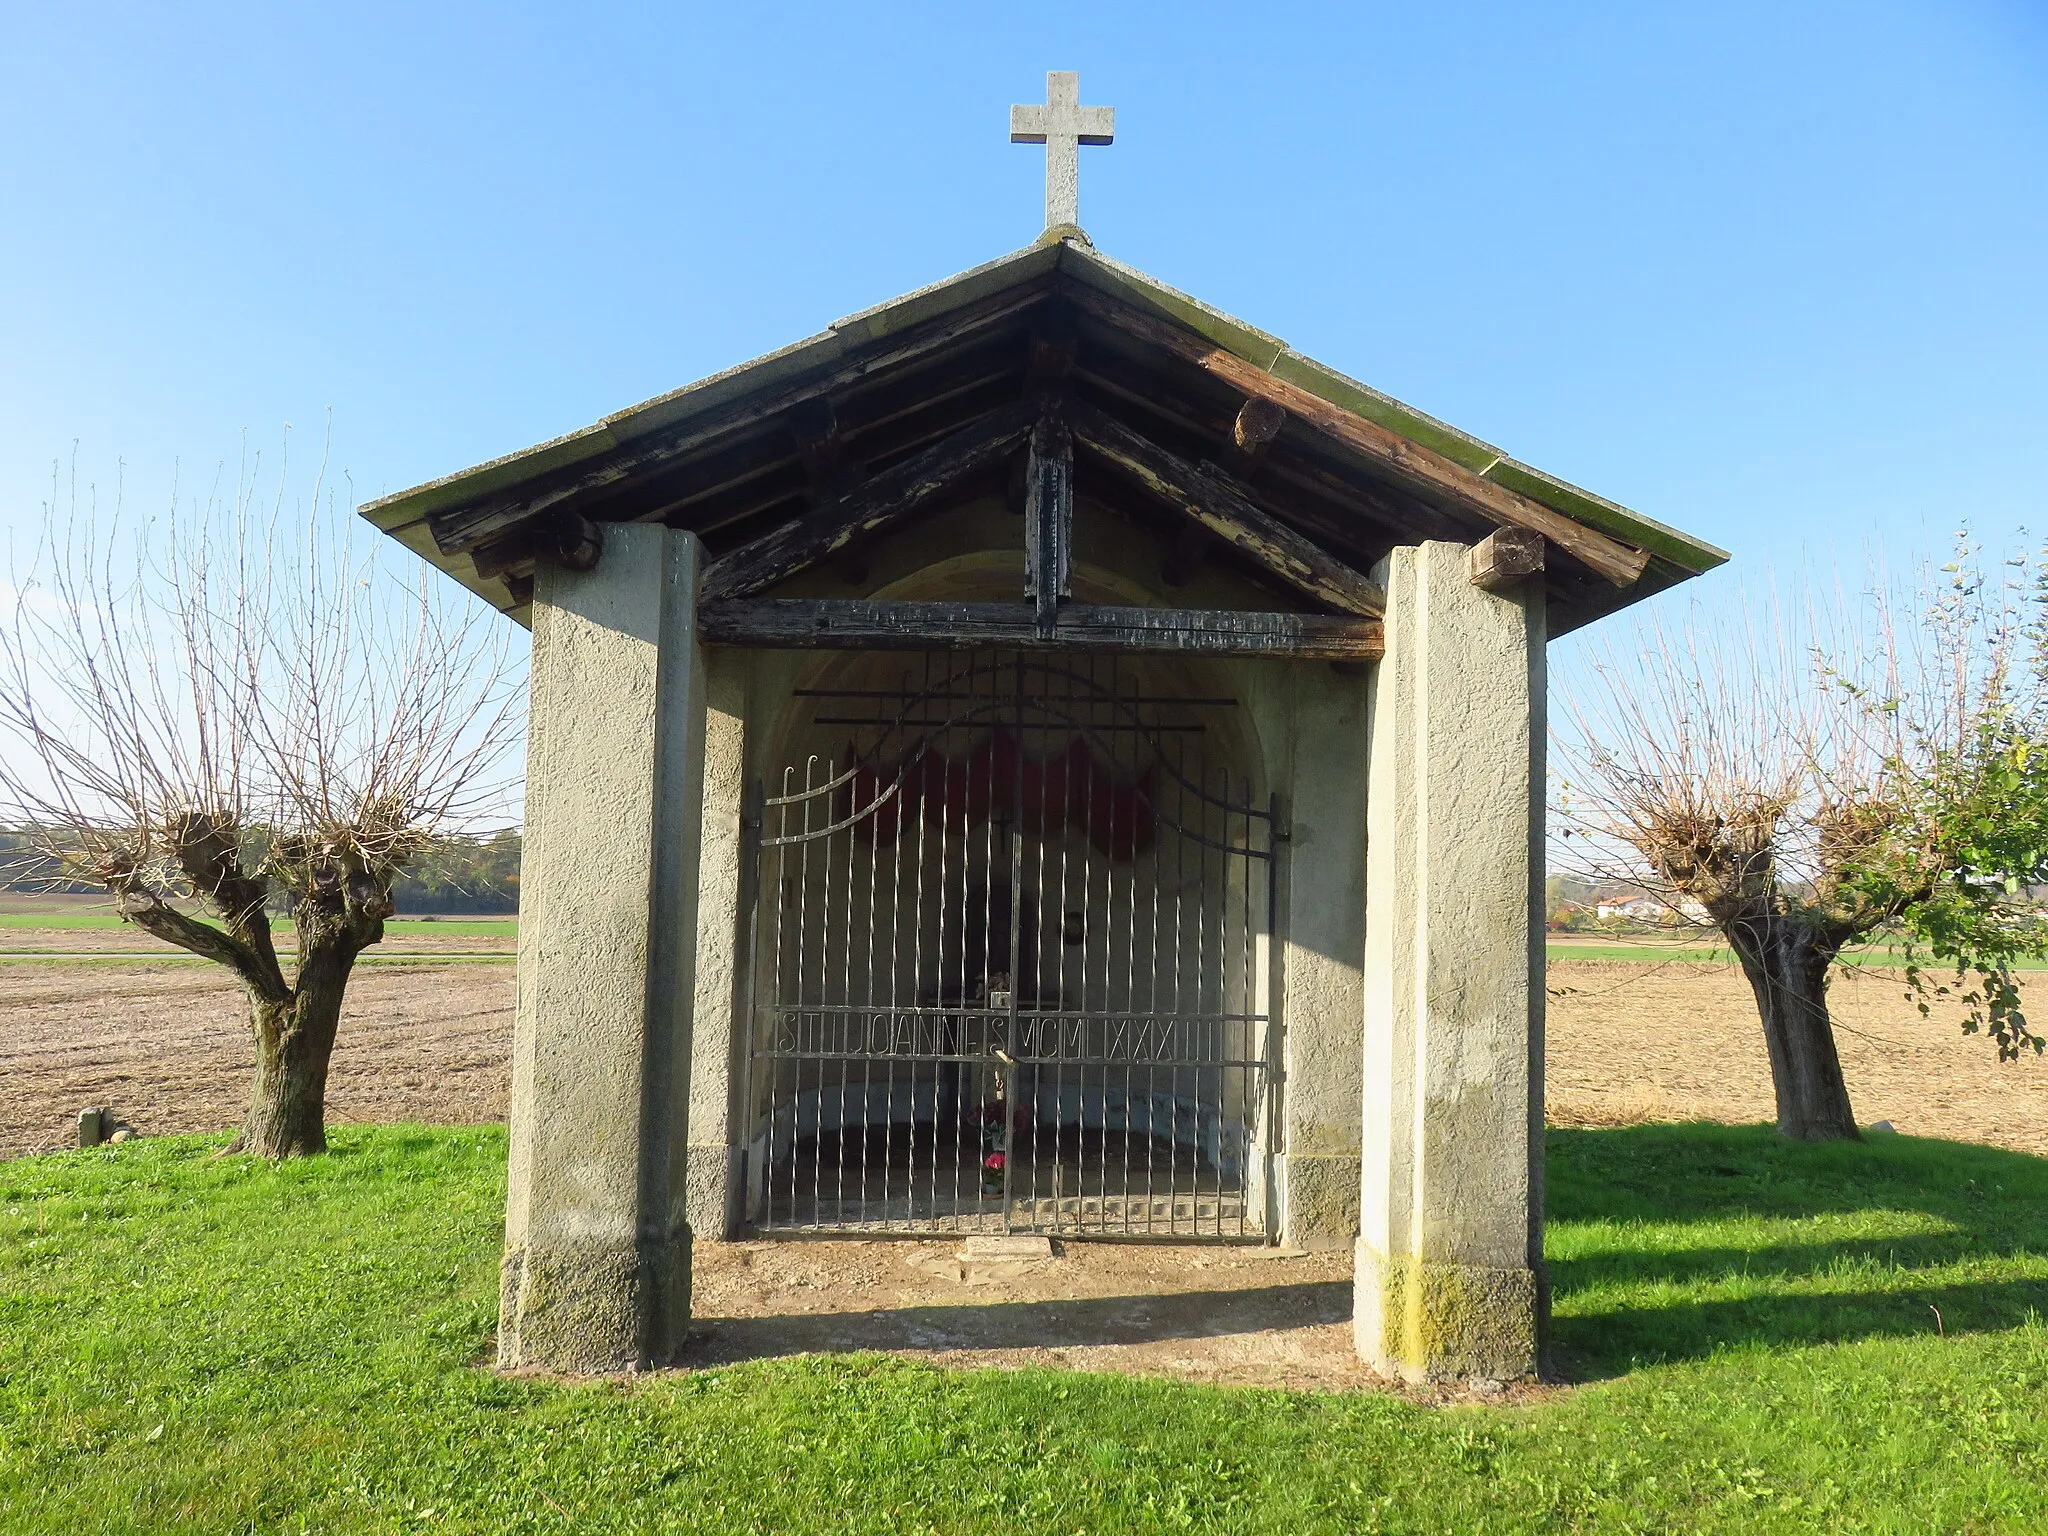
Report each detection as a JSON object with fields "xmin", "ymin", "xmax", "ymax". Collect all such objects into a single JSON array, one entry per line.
[
  {"xmin": 1275, "ymin": 663, "xmax": 1369, "ymax": 1251},
  {"xmin": 1354, "ymin": 539, "xmax": 1547, "ymax": 1383},
  {"xmin": 684, "ymin": 648, "xmax": 749, "ymax": 1240},
  {"xmin": 500, "ymin": 524, "xmax": 707, "ymax": 1374}
]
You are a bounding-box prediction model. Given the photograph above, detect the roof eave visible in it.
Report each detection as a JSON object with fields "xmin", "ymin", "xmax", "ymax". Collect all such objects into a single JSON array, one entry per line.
[
  {"xmin": 1057, "ymin": 242, "xmax": 1729, "ymax": 578},
  {"xmin": 361, "ymin": 233, "xmax": 1728, "ymax": 630}
]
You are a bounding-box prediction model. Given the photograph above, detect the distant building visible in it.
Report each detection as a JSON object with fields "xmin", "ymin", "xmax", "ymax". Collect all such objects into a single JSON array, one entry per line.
[{"xmin": 1594, "ymin": 892, "xmax": 1708, "ymax": 924}]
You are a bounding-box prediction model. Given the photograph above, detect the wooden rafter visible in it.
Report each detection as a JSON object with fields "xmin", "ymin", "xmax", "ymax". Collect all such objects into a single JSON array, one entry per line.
[
  {"xmin": 1024, "ymin": 318, "xmax": 1079, "ymax": 395},
  {"xmin": 426, "ymin": 280, "xmax": 1051, "ymax": 558},
  {"xmin": 789, "ymin": 397, "xmax": 853, "ymax": 495},
  {"xmin": 1023, "ymin": 410, "xmax": 1073, "ymax": 631},
  {"xmin": 584, "ymin": 373, "xmax": 1020, "ymax": 545},
  {"xmin": 699, "ymin": 401, "xmax": 1038, "ymax": 604},
  {"xmin": 699, "ymin": 598, "xmax": 1383, "ymax": 660},
  {"xmin": 468, "ymin": 512, "xmax": 603, "ymax": 583},
  {"xmin": 1068, "ymin": 398, "xmax": 1387, "ymax": 618},
  {"xmin": 1073, "ymin": 345, "xmax": 1464, "ymax": 545},
  {"xmin": 1066, "ymin": 284, "xmax": 1652, "ymax": 587},
  {"xmin": 789, "ymin": 398, "xmax": 871, "ymax": 583},
  {"xmin": 1468, "ymin": 527, "xmax": 1546, "ymax": 592}
]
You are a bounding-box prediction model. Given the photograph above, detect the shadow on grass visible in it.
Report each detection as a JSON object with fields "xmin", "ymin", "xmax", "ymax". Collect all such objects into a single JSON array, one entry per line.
[
  {"xmin": 1546, "ymin": 1122, "xmax": 2048, "ymax": 1374},
  {"xmin": 684, "ymin": 1280, "xmax": 1352, "ymax": 1367}
]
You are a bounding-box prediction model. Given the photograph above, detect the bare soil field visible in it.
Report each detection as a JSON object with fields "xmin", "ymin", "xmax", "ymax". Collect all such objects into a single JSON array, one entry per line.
[
  {"xmin": 1546, "ymin": 959, "xmax": 2048, "ymax": 1156},
  {"xmin": 0, "ymin": 929, "xmax": 514, "ymax": 956},
  {"xmin": 6, "ymin": 952, "xmax": 2043, "ymax": 1159},
  {"xmin": 0, "ymin": 961, "xmax": 512, "ymax": 1157}
]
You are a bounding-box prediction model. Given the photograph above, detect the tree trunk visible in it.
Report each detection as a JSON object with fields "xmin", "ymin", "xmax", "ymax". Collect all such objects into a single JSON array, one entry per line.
[
  {"xmin": 1724, "ymin": 916, "xmax": 1861, "ymax": 1142},
  {"xmin": 233, "ymin": 945, "xmax": 354, "ymax": 1158}
]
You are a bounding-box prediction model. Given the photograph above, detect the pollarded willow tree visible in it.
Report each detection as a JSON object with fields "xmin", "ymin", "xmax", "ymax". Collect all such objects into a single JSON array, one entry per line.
[
  {"xmin": 0, "ymin": 463, "xmax": 520, "ymax": 1157},
  {"xmin": 1555, "ymin": 546, "xmax": 2048, "ymax": 1142}
]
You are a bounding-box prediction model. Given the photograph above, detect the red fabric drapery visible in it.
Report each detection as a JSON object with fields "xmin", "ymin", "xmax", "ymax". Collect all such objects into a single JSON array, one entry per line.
[{"xmin": 841, "ymin": 731, "xmax": 1156, "ymax": 860}]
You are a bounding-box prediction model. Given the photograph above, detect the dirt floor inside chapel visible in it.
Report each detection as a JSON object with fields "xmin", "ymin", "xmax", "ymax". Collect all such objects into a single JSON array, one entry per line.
[{"xmin": 4, "ymin": 954, "xmax": 2045, "ymax": 1395}]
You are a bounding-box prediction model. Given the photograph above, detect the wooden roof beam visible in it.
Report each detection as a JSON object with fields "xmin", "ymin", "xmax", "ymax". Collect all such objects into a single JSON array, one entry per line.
[
  {"xmin": 700, "ymin": 598, "xmax": 1383, "ymax": 661},
  {"xmin": 700, "ymin": 401, "xmax": 1037, "ymax": 603},
  {"xmin": 1024, "ymin": 312, "xmax": 1079, "ymax": 397},
  {"xmin": 1023, "ymin": 409, "xmax": 1074, "ymax": 631},
  {"xmin": 789, "ymin": 398, "xmax": 871, "ymax": 584},
  {"xmin": 1068, "ymin": 397, "xmax": 1386, "ymax": 618},
  {"xmin": 1067, "ymin": 285, "xmax": 1652, "ymax": 588},
  {"xmin": 1071, "ymin": 349, "xmax": 1459, "ymax": 544},
  {"xmin": 1469, "ymin": 527, "xmax": 1546, "ymax": 592},
  {"xmin": 789, "ymin": 397, "xmax": 853, "ymax": 494},
  {"xmin": 426, "ymin": 280, "xmax": 1051, "ymax": 559},
  {"xmin": 468, "ymin": 512, "xmax": 603, "ymax": 583},
  {"xmin": 1165, "ymin": 400, "xmax": 1288, "ymax": 584},
  {"xmin": 586, "ymin": 373, "xmax": 1020, "ymax": 536}
]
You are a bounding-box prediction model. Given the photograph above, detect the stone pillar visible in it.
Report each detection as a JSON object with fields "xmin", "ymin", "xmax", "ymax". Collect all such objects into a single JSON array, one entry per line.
[
  {"xmin": 1277, "ymin": 666, "xmax": 1368, "ymax": 1249},
  {"xmin": 1354, "ymin": 540, "xmax": 1546, "ymax": 1382},
  {"xmin": 685, "ymin": 649, "xmax": 748, "ymax": 1239},
  {"xmin": 500, "ymin": 525, "xmax": 706, "ymax": 1373}
]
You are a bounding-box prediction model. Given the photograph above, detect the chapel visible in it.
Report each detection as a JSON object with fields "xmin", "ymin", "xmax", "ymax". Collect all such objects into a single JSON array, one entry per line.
[{"xmin": 365, "ymin": 74, "xmax": 1725, "ymax": 1382}]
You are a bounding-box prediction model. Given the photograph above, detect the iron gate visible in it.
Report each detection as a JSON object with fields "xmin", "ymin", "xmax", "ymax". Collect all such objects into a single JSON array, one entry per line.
[{"xmin": 742, "ymin": 651, "xmax": 1276, "ymax": 1240}]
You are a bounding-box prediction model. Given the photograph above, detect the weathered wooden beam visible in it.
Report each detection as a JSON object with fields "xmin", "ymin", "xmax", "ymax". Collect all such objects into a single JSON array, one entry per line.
[
  {"xmin": 469, "ymin": 512, "xmax": 602, "ymax": 581},
  {"xmin": 426, "ymin": 281, "xmax": 1050, "ymax": 558},
  {"xmin": 1258, "ymin": 451, "xmax": 1466, "ymax": 544},
  {"xmin": 1075, "ymin": 347, "xmax": 1467, "ymax": 543},
  {"xmin": 1023, "ymin": 411, "xmax": 1073, "ymax": 631},
  {"xmin": 699, "ymin": 599, "xmax": 1384, "ymax": 660},
  {"xmin": 1074, "ymin": 367, "xmax": 1449, "ymax": 559},
  {"xmin": 789, "ymin": 398, "xmax": 871, "ymax": 583},
  {"xmin": 1468, "ymin": 527, "xmax": 1546, "ymax": 592},
  {"xmin": 1067, "ymin": 397, "xmax": 1386, "ymax": 618},
  {"xmin": 1024, "ymin": 322, "xmax": 1079, "ymax": 396},
  {"xmin": 699, "ymin": 402, "xmax": 1038, "ymax": 604},
  {"xmin": 637, "ymin": 395, "xmax": 1009, "ymax": 544},
  {"xmin": 789, "ymin": 397, "xmax": 850, "ymax": 493},
  {"xmin": 1066, "ymin": 285, "xmax": 1651, "ymax": 587},
  {"xmin": 552, "ymin": 513, "xmax": 604, "ymax": 572}
]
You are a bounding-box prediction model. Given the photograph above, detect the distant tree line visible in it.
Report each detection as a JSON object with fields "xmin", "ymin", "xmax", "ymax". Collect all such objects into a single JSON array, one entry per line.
[
  {"xmin": 0, "ymin": 829, "xmax": 99, "ymax": 893},
  {"xmin": 0, "ymin": 827, "xmax": 522, "ymax": 915},
  {"xmin": 384, "ymin": 830, "xmax": 521, "ymax": 914}
]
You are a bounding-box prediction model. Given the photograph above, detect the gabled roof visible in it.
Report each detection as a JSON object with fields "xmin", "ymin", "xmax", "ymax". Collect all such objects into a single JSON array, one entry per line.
[{"xmin": 363, "ymin": 232, "xmax": 1726, "ymax": 636}]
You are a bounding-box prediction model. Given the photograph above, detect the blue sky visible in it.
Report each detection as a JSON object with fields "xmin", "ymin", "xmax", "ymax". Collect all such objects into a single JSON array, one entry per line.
[{"xmin": 3, "ymin": 1, "xmax": 2044, "ymax": 656}]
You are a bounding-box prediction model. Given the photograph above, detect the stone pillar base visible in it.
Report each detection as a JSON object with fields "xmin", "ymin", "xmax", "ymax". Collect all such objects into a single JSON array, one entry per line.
[
  {"xmin": 498, "ymin": 1228, "xmax": 692, "ymax": 1373},
  {"xmin": 685, "ymin": 1144, "xmax": 743, "ymax": 1241},
  {"xmin": 1279, "ymin": 1152, "xmax": 1361, "ymax": 1251},
  {"xmin": 1353, "ymin": 1242, "xmax": 1537, "ymax": 1383}
]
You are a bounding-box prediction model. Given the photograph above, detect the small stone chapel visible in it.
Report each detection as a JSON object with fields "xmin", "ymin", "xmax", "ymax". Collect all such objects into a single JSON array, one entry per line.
[{"xmin": 366, "ymin": 74, "xmax": 1725, "ymax": 1383}]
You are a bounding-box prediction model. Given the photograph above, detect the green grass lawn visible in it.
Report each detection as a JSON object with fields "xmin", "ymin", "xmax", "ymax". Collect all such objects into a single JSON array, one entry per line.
[{"xmin": 3, "ymin": 1127, "xmax": 2045, "ymax": 1533}]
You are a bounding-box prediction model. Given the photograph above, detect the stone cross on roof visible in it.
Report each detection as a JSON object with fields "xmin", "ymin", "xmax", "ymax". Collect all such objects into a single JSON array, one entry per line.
[{"xmin": 1010, "ymin": 71, "xmax": 1115, "ymax": 231}]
